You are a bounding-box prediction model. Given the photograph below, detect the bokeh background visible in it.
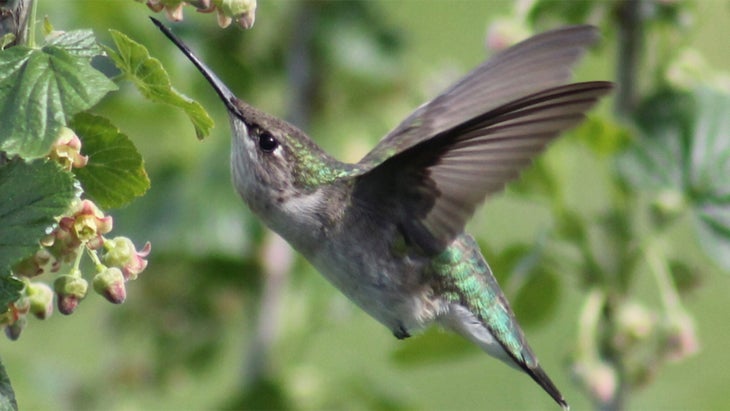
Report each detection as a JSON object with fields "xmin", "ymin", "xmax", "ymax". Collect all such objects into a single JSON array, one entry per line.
[{"xmin": 2, "ymin": 1, "xmax": 730, "ymax": 410}]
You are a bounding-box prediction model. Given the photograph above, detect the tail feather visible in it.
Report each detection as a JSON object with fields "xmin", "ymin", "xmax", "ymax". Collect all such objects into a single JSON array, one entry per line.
[
  {"xmin": 433, "ymin": 234, "xmax": 569, "ymax": 409},
  {"xmin": 514, "ymin": 353, "xmax": 569, "ymax": 410}
]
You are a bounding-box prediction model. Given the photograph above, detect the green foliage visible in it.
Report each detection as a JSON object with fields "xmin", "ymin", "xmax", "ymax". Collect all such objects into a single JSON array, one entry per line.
[
  {"xmin": 0, "ymin": 43, "xmax": 116, "ymax": 158},
  {"xmin": 45, "ymin": 29, "xmax": 104, "ymax": 60},
  {"xmin": 0, "ymin": 159, "xmax": 76, "ymax": 280},
  {"xmin": 621, "ymin": 88, "xmax": 730, "ymax": 269},
  {"xmin": 105, "ymin": 29, "xmax": 214, "ymax": 140},
  {"xmin": 71, "ymin": 113, "xmax": 150, "ymax": 209},
  {"xmin": 0, "ymin": 357, "xmax": 17, "ymax": 411}
]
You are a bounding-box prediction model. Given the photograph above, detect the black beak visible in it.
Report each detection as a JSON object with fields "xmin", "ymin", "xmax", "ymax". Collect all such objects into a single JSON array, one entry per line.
[{"xmin": 151, "ymin": 17, "xmax": 244, "ymax": 120}]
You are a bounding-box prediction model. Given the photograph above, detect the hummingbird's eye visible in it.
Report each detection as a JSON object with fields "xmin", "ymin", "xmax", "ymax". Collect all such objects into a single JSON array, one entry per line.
[{"xmin": 258, "ymin": 130, "xmax": 279, "ymax": 153}]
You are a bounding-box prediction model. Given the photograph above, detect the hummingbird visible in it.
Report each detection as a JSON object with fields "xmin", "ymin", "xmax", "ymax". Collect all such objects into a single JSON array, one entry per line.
[{"xmin": 153, "ymin": 17, "xmax": 612, "ymax": 409}]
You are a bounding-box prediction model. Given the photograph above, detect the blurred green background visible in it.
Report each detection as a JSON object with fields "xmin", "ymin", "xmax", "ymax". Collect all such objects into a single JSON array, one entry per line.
[{"xmin": 2, "ymin": 1, "xmax": 730, "ymax": 410}]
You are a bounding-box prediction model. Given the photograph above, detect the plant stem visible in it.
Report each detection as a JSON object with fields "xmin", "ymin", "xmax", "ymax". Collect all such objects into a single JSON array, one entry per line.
[
  {"xmin": 577, "ymin": 288, "xmax": 605, "ymax": 361},
  {"xmin": 615, "ymin": 0, "xmax": 644, "ymax": 118},
  {"xmin": 26, "ymin": 0, "xmax": 35, "ymax": 47}
]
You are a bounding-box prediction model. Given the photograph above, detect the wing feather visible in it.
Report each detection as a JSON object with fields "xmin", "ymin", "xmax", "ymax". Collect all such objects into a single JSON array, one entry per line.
[{"xmin": 353, "ymin": 81, "xmax": 613, "ymax": 254}]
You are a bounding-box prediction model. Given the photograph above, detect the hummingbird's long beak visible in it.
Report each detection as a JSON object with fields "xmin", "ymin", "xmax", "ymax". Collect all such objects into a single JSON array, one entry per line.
[{"xmin": 151, "ymin": 17, "xmax": 243, "ymax": 120}]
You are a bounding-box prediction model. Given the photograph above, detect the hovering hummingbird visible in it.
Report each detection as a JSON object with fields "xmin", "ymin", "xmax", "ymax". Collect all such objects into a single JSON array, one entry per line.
[{"xmin": 152, "ymin": 17, "xmax": 612, "ymax": 409}]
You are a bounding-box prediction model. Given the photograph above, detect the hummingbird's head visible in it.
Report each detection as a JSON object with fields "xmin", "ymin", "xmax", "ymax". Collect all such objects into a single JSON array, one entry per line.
[
  {"xmin": 226, "ymin": 101, "xmax": 330, "ymax": 212},
  {"xmin": 152, "ymin": 18, "xmax": 343, "ymax": 215}
]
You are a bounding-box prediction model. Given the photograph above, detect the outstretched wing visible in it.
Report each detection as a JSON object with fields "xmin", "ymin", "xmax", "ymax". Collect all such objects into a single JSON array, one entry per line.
[
  {"xmin": 360, "ymin": 25, "xmax": 605, "ymax": 167},
  {"xmin": 353, "ymin": 55, "xmax": 612, "ymax": 254}
]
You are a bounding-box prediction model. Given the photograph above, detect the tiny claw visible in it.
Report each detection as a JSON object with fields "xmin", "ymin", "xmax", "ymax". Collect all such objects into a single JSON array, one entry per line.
[{"xmin": 393, "ymin": 325, "xmax": 411, "ymax": 340}]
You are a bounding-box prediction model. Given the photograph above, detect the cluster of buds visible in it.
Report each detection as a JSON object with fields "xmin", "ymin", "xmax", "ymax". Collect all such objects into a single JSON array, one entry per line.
[
  {"xmin": 143, "ymin": 0, "xmax": 257, "ymax": 29},
  {"xmin": 0, "ymin": 281, "xmax": 54, "ymax": 340},
  {"xmin": 572, "ymin": 297, "xmax": 700, "ymax": 405},
  {"xmin": 7, "ymin": 199, "xmax": 150, "ymax": 339}
]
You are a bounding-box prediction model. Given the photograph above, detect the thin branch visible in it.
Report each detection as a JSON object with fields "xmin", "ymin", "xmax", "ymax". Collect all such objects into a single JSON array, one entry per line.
[{"xmin": 615, "ymin": 0, "xmax": 644, "ymax": 118}]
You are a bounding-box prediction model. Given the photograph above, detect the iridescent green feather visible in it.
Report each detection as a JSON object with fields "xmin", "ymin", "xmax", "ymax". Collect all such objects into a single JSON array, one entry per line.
[{"xmin": 430, "ymin": 234, "xmax": 536, "ymax": 367}]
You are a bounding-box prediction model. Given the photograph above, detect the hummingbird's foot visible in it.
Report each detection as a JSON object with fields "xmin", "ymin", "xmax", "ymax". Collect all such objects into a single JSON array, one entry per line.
[{"xmin": 393, "ymin": 325, "xmax": 411, "ymax": 340}]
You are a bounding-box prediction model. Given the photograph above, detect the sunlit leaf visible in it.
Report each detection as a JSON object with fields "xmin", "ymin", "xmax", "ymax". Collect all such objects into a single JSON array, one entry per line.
[
  {"xmin": 45, "ymin": 29, "xmax": 103, "ymax": 60},
  {"xmin": 0, "ymin": 45, "xmax": 117, "ymax": 158},
  {"xmin": 105, "ymin": 30, "xmax": 213, "ymax": 140},
  {"xmin": 71, "ymin": 113, "xmax": 150, "ymax": 209}
]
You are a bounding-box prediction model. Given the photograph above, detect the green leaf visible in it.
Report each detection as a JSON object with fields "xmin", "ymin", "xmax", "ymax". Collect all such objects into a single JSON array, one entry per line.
[
  {"xmin": 0, "ymin": 159, "xmax": 76, "ymax": 305},
  {"xmin": 528, "ymin": 0, "xmax": 598, "ymax": 25},
  {"xmin": 620, "ymin": 88, "xmax": 730, "ymax": 270},
  {"xmin": 105, "ymin": 30, "xmax": 214, "ymax": 140},
  {"xmin": 575, "ymin": 116, "xmax": 633, "ymax": 157},
  {"xmin": 0, "ymin": 45, "xmax": 117, "ymax": 158},
  {"xmin": 45, "ymin": 29, "xmax": 104, "ymax": 60},
  {"xmin": 511, "ymin": 269, "xmax": 560, "ymax": 327},
  {"xmin": 490, "ymin": 237, "xmax": 560, "ymax": 327},
  {"xmin": 71, "ymin": 113, "xmax": 150, "ymax": 209},
  {"xmin": 0, "ymin": 357, "xmax": 18, "ymax": 411}
]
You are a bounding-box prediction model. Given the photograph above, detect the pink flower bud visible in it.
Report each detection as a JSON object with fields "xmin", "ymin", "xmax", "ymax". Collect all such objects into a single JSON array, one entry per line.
[
  {"xmin": 93, "ymin": 267, "xmax": 127, "ymax": 304},
  {"xmin": 28, "ymin": 282, "xmax": 54, "ymax": 320},
  {"xmin": 102, "ymin": 237, "xmax": 151, "ymax": 281},
  {"xmin": 57, "ymin": 295, "xmax": 80, "ymax": 316},
  {"xmin": 4, "ymin": 316, "xmax": 27, "ymax": 341},
  {"xmin": 189, "ymin": 0, "xmax": 211, "ymax": 10},
  {"xmin": 72, "ymin": 200, "xmax": 113, "ymax": 244},
  {"xmin": 49, "ymin": 127, "xmax": 88, "ymax": 170},
  {"xmin": 573, "ymin": 359, "xmax": 618, "ymax": 405},
  {"xmin": 216, "ymin": 8, "xmax": 233, "ymax": 28},
  {"xmin": 54, "ymin": 275, "xmax": 88, "ymax": 315},
  {"xmin": 214, "ymin": 0, "xmax": 256, "ymax": 29},
  {"xmin": 663, "ymin": 311, "xmax": 699, "ymax": 362},
  {"xmin": 146, "ymin": 0, "xmax": 165, "ymax": 12},
  {"xmin": 164, "ymin": 1, "xmax": 185, "ymax": 21}
]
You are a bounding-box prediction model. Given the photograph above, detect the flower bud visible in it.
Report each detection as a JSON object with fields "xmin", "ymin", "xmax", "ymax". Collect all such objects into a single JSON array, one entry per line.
[
  {"xmin": 146, "ymin": 0, "xmax": 165, "ymax": 12},
  {"xmin": 164, "ymin": 1, "xmax": 185, "ymax": 21},
  {"xmin": 214, "ymin": 0, "xmax": 256, "ymax": 28},
  {"xmin": 613, "ymin": 301, "xmax": 656, "ymax": 349},
  {"xmin": 102, "ymin": 237, "xmax": 151, "ymax": 281},
  {"xmin": 54, "ymin": 275, "xmax": 88, "ymax": 315},
  {"xmin": 4, "ymin": 316, "xmax": 27, "ymax": 341},
  {"xmin": 651, "ymin": 189, "xmax": 686, "ymax": 224},
  {"xmin": 573, "ymin": 359, "xmax": 618, "ymax": 405},
  {"xmin": 28, "ymin": 282, "xmax": 54, "ymax": 320},
  {"xmin": 663, "ymin": 311, "xmax": 699, "ymax": 362},
  {"xmin": 93, "ymin": 267, "xmax": 127, "ymax": 304},
  {"xmin": 72, "ymin": 200, "xmax": 113, "ymax": 245},
  {"xmin": 215, "ymin": 8, "xmax": 232, "ymax": 28},
  {"xmin": 49, "ymin": 127, "xmax": 88, "ymax": 171},
  {"xmin": 188, "ymin": 0, "xmax": 211, "ymax": 9}
]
